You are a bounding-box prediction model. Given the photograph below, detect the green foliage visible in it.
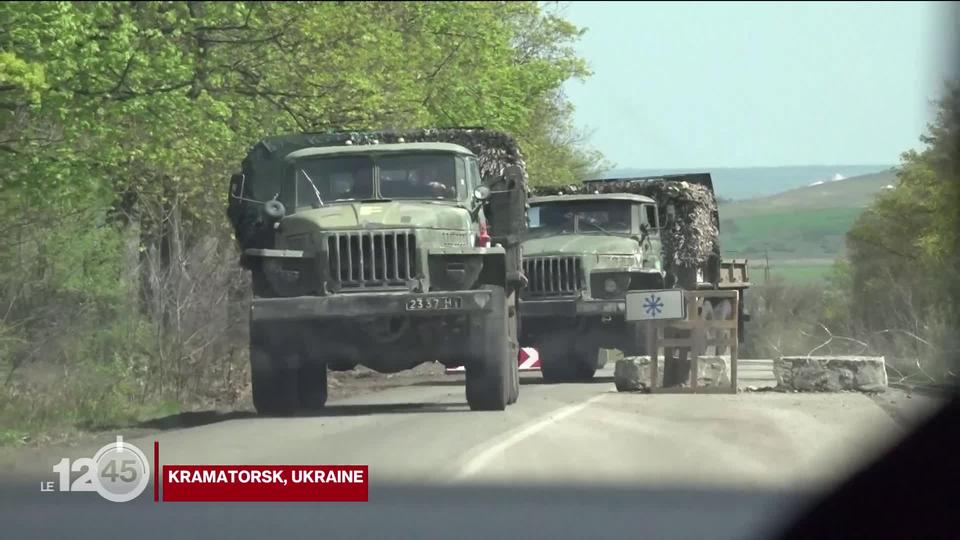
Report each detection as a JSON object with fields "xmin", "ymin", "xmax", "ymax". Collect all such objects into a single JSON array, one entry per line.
[
  {"xmin": 0, "ymin": 1, "xmax": 601, "ymax": 443},
  {"xmin": 1, "ymin": 1, "xmax": 599, "ymax": 212},
  {"xmin": 842, "ymin": 82, "xmax": 959, "ymax": 377}
]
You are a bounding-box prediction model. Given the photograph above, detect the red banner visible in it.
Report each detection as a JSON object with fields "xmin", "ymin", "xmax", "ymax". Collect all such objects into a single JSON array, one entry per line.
[{"xmin": 161, "ymin": 465, "xmax": 368, "ymax": 502}]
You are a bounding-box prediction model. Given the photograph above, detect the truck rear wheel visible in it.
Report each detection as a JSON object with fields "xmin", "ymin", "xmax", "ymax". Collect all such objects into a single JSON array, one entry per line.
[
  {"xmin": 542, "ymin": 354, "xmax": 596, "ymax": 382},
  {"xmin": 466, "ymin": 285, "xmax": 513, "ymax": 411}
]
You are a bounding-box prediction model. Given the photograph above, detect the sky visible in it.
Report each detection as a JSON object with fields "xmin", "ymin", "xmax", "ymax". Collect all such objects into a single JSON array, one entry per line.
[{"xmin": 559, "ymin": 1, "xmax": 957, "ymax": 169}]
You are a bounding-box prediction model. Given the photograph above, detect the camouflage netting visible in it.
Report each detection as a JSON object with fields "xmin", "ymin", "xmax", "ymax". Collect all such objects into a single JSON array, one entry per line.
[
  {"xmin": 530, "ymin": 178, "xmax": 721, "ymax": 273},
  {"xmin": 334, "ymin": 128, "xmax": 529, "ymax": 186}
]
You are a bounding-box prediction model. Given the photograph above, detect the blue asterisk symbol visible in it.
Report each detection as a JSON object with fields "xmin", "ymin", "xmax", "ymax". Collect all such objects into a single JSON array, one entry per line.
[{"xmin": 643, "ymin": 294, "xmax": 663, "ymax": 317}]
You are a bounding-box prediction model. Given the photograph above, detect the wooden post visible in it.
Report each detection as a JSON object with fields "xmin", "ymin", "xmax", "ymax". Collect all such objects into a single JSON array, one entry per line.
[
  {"xmin": 730, "ymin": 291, "xmax": 739, "ymax": 393},
  {"xmin": 647, "ymin": 319, "xmax": 658, "ymax": 391}
]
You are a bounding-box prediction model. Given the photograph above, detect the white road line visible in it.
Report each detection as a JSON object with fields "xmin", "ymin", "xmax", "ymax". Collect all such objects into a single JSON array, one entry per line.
[{"xmin": 454, "ymin": 393, "xmax": 608, "ymax": 480}]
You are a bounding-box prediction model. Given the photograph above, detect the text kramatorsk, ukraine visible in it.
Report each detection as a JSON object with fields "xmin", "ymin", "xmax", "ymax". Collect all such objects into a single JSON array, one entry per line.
[{"xmin": 167, "ymin": 469, "xmax": 365, "ymax": 484}]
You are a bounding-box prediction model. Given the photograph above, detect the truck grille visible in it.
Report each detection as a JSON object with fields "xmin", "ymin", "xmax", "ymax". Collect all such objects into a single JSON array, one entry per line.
[
  {"xmin": 523, "ymin": 256, "xmax": 582, "ymax": 297},
  {"xmin": 327, "ymin": 231, "xmax": 417, "ymax": 289}
]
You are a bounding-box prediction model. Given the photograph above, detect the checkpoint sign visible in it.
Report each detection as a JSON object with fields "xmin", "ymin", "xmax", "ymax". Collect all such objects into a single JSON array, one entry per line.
[{"xmin": 626, "ymin": 289, "xmax": 686, "ymax": 321}]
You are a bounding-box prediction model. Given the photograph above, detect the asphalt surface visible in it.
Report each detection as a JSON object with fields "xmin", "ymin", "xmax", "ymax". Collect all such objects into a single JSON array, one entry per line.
[{"xmin": 0, "ymin": 364, "xmax": 946, "ymax": 540}]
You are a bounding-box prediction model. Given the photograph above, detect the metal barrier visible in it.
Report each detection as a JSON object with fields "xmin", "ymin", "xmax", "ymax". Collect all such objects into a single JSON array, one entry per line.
[{"xmin": 645, "ymin": 289, "xmax": 740, "ymax": 394}]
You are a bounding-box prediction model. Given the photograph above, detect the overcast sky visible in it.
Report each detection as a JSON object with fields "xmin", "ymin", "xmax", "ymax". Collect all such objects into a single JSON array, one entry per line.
[{"xmin": 560, "ymin": 1, "xmax": 956, "ymax": 169}]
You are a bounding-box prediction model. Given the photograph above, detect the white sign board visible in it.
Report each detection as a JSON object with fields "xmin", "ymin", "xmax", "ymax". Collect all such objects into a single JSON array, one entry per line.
[{"xmin": 626, "ymin": 289, "xmax": 686, "ymax": 321}]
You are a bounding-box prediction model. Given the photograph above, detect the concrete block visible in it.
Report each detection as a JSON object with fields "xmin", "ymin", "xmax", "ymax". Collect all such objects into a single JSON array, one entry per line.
[
  {"xmin": 614, "ymin": 355, "xmax": 732, "ymax": 391},
  {"xmin": 614, "ymin": 356, "xmax": 662, "ymax": 392},
  {"xmin": 696, "ymin": 356, "xmax": 731, "ymax": 387},
  {"xmin": 774, "ymin": 356, "xmax": 887, "ymax": 392}
]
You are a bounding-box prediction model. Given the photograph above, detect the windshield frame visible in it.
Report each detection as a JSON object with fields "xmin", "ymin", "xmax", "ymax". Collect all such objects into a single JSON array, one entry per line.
[{"xmin": 282, "ymin": 151, "xmax": 469, "ymax": 212}]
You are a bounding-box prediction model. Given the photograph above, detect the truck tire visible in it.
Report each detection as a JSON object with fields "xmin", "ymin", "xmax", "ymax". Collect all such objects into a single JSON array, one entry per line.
[
  {"xmin": 507, "ymin": 291, "xmax": 520, "ymax": 405},
  {"xmin": 298, "ymin": 363, "xmax": 328, "ymax": 411},
  {"xmin": 466, "ymin": 285, "xmax": 512, "ymax": 411},
  {"xmin": 574, "ymin": 361, "xmax": 598, "ymax": 381},
  {"xmin": 250, "ymin": 346, "xmax": 298, "ymax": 416},
  {"xmin": 540, "ymin": 359, "xmax": 570, "ymax": 383},
  {"xmin": 624, "ymin": 322, "xmax": 648, "ymax": 356},
  {"xmin": 542, "ymin": 354, "xmax": 596, "ymax": 382}
]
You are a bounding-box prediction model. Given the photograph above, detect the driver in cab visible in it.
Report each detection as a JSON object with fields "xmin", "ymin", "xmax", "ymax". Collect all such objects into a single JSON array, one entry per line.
[{"xmin": 385, "ymin": 167, "xmax": 455, "ymax": 199}]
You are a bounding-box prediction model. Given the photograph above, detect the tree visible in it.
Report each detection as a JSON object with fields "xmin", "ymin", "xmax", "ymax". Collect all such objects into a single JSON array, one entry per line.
[
  {"xmin": 845, "ymin": 81, "xmax": 960, "ymax": 377},
  {"xmin": 0, "ymin": 1, "xmax": 605, "ymax": 433}
]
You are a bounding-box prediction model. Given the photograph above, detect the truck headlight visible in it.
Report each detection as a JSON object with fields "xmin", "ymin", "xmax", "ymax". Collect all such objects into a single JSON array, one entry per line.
[
  {"xmin": 604, "ymin": 277, "xmax": 619, "ymax": 293},
  {"xmin": 591, "ymin": 273, "xmax": 630, "ymax": 298}
]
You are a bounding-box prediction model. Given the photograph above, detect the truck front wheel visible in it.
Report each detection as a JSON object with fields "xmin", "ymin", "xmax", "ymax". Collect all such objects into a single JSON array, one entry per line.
[
  {"xmin": 250, "ymin": 345, "xmax": 298, "ymax": 417},
  {"xmin": 298, "ymin": 363, "xmax": 328, "ymax": 411},
  {"xmin": 466, "ymin": 285, "xmax": 514, "ymax": 411}
]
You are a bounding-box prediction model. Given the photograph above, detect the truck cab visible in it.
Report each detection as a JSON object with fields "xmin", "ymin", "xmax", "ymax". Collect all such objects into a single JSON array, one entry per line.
[{"xmin": 519, "ymin": 193, "xmax": 666, "ymax": 381}]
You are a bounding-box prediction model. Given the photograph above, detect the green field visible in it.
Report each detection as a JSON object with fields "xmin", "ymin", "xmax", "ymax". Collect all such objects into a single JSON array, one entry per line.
[
  {"xmin": 747, "ymin": 262, "xmax": 836, "ymax": 284},
  {"xmin": 720, "ymin": 207, "xmax": 861, "ymax": 259},
  {"xmin": 717, "ymin": 169, "xmax": 897, "ymax": 284}
]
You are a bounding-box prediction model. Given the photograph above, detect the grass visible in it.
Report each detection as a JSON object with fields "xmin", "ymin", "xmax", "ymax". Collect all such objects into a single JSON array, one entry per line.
[
  {"xmin": 749, "ymin": 262, "xmax": 836, "ymax": 284},
  {"xmin": 720, "ymin": 207, "xmax": 862, "ymax": 260}
]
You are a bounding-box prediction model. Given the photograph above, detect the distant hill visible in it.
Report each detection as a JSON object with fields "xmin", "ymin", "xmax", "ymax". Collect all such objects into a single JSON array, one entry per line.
[
  {"xmin": 719, "ymin": 168, "xmax": 898, "ymax": 219},
  {"xmin": 594, "ymin": 165, "xmax": 895, "ymax": 200},
  {"xmin": 713, "ymin": 168, "xmax": 899, "ymax": 283}
]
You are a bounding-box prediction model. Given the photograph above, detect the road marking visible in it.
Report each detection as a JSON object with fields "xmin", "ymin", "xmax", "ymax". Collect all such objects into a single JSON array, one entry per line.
[{"xmin": 454, "ymin": 393, "xmax": 608, "ymax": 480}]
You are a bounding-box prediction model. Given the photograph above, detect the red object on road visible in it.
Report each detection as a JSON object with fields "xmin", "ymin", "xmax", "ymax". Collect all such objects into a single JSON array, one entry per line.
[{"xmin": 445, "ymin": 347, "xmax": 540, "ymax": 374}]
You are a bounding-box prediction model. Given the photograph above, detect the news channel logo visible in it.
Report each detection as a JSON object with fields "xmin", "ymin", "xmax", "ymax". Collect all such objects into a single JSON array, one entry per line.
[{"xmin": 44, "ymin": 436, "xmax": 150, "ymax": 503}]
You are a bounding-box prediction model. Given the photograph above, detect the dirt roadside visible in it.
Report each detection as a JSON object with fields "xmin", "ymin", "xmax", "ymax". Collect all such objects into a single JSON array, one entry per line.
[{"xmin": 0, "ymin": 362, "xmax": 453, "ymax": 475}]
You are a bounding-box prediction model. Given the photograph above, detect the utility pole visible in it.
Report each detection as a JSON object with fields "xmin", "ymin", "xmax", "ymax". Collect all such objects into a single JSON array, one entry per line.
[{"xmin": 764, "ymin": 249, "xmax": 770, "ymax": 284}]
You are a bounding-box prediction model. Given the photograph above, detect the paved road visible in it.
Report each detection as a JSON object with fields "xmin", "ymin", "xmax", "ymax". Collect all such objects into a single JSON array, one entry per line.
[
  {"xmin": 181, "ymin": 376, "xmax": 910, "ymax": 488},
  {"xmin": 0, "ymin": 365, "xmax": 947, "ymax": 540},
  {"xmin": 11, "ymin": 365, "xmax": 923, "ymax": 489}
]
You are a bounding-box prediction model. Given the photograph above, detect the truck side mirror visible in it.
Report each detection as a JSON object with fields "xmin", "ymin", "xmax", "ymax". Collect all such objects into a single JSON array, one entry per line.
[
  {"xmin": 229, "ymin": 173, "xmax": 245, "ymax": 201},
  {"xmin": 503, "ymin": 165, "xmax": 523, "ymax": 189},
  {"xmin": 483, "ymin": 164, "xmax": 528, "ymax": 243},
  {"xmin": 470, "ymin": 185, "xmax": 491, "ymax": 220}
]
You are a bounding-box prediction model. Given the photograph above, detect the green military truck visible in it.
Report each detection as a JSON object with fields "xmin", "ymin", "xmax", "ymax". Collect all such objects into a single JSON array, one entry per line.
[
  {"xmin": 225, "ymin": 129, "xmax": 529, "ymax": 414},
  {"xmin": 521, "ymin": 174, "xmax": 750, "ymax": 382}
]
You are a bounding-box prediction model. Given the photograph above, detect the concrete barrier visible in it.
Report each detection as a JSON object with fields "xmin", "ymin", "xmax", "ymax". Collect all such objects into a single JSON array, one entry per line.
[
  {"xmin": 774, "ymin": 356, "xmax": 887, "ymax": 392},
  {"xmin": 614, "ymin": 355, "xmax": 731, "ymax": 392}
]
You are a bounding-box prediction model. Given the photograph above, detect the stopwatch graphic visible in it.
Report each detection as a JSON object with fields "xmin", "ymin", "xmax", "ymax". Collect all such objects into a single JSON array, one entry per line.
[{"xmin": 89, "ymin": 436, "xmax": 151, "ymax": 503}]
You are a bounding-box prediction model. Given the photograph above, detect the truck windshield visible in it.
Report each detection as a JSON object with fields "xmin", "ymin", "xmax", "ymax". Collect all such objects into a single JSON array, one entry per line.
[
  {"xmin": 527, "ymin": 200, "xmax": 631, "ymax": 236},
  {"xmin": 293, "ymin": 155, "xmax": 374, "ymax": 207},
  {"xmin": 378, "ymin": 153, "xmax": 460, "ymax": 200},
  {"xmin": 290, "ymin": 152, "xmax": 461, "ymax": 209}
]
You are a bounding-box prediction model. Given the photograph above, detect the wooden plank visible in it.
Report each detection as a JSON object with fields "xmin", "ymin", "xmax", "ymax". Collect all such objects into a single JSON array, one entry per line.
[
  {"xmin": 667, "ymin": 320, "xmax": 739, "ymax": 330},
  {"xmin": 656, "ymin": 338, "xmax": 739, "ymax": 348}
]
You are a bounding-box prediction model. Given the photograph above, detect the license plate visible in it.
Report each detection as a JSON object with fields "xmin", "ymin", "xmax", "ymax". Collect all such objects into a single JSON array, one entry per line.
[{"xmin": 406, "ymin": 296, "xmax": 463, "ymax": 311}]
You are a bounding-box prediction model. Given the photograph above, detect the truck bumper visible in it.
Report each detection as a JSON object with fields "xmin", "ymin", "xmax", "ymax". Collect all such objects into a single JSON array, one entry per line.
[
  {"xmin": 251, "ymin": 290, "xmax": 495, "ymax": 322},
  {"xmin": 519, "ymin": 298, "xmax": 626, "ymax": 318}
]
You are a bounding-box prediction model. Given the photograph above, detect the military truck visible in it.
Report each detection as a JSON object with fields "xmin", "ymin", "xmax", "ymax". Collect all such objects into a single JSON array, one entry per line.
[
  {"xmin": 225, "ymin": 129, "xmax": 529, "ymax": 414},
  {"xmin": 521, "ymin": 174, "xmax": 750, "ymax": 382}
]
